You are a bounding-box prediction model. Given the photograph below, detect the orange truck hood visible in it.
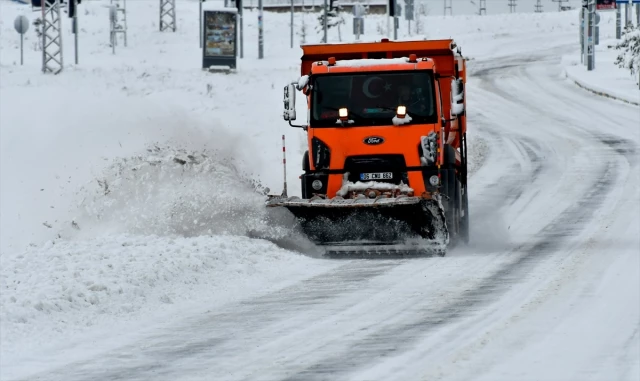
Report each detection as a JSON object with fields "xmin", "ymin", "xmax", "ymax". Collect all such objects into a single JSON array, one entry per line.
[{"xmin": 309, "ymin": 124, "xmax": 438, "ymax": 170}]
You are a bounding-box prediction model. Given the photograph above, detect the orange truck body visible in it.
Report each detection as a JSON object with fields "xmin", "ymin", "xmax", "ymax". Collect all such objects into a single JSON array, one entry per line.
[
  {"xmin": 271, "ymin": 38, "xmax": 469, "ymax": 253},
  {"xmin": 299, "ymin": 39, "xmax": 467, "ymax": 198}
]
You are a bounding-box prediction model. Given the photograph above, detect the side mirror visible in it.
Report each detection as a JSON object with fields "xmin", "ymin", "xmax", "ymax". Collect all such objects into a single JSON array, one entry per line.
[
  {"xmin": 283, "ymin": 84, "xmax": 296, "ymax": 121},
  {"xmin": 451, "ymin": 78, "xmax": 464, "ymax": 116}
]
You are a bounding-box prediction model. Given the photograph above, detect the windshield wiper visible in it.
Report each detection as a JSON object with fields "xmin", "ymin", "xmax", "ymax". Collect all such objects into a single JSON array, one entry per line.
[{"xmin": 374, "ymin": 105, "xmax": 397, "ymax": 112}]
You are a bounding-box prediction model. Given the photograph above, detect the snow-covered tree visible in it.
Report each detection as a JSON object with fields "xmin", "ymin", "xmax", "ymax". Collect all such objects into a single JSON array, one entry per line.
[
  {"xmin": 415, "ymin": 2, "xmax": 430, "ymax": 36},
  {"xmin": 33, "ymin": 18, "xmax": 43, "ymax": 51},
  {"xmin": 299, "ymin": 15, "xmax": 308, "ymax": 44},
  {"xmin": 317, "ymin": 0, "xmax": 346, "ymax": 42},
  {"xmin": 614, "ymin": 24, "xmax": 640, "ymax": 85}
]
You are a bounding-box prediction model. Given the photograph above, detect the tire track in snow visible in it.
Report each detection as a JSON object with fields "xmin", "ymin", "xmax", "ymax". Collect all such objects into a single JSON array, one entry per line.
[
  {"xmin": 283, "ymin": 162, "xmax": 618, "ymax": 381},
  {"xmin": 22, "ymin": 261, "xmax": 402, "ymax": 381}
]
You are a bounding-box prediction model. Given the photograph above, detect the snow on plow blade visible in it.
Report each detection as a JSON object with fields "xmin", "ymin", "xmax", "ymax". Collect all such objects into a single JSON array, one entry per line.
[{"xmin": 267, "ymin": 196, "xmax": 449, "ymax": 257}]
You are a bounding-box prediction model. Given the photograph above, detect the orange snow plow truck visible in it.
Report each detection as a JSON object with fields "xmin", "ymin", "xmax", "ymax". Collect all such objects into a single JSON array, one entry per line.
[{"xmin": 268, "ymin": 39, "xmax": 469, "ymax": 256}]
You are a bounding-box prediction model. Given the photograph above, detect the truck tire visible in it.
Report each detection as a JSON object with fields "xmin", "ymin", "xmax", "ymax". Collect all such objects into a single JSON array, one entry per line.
[
  {"xmin": 440, "ymin": 167, "xmax": 460, "ymax": 247},
  {"xmin": 301, "ymin": 151, "xmax": 310, "ymax": 198},
  {"xmin": 443, "ymin": 144, "xmax": 456, "ymax": 168},
  {"xmin": 443, "ymin": 144, "xmax": 467, "ymax": 247},
  {"xmin": 302, "ymin": 150, "xmax": 310, "ymax": 172},
  {"xmin": 460, "ymin": 183, "xmax": 470, "ymax": 244}
]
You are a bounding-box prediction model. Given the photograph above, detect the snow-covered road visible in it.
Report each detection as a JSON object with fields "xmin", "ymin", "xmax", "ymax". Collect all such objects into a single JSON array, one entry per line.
[{"xmin": 7, "ymin": 44, "xmax": 638, "ymax": 381}]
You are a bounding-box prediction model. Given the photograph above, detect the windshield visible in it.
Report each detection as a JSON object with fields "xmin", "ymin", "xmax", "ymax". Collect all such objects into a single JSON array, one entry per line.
[{"xmin": 310, "ymin": 71, "xmax": 437, "ymax": 127}]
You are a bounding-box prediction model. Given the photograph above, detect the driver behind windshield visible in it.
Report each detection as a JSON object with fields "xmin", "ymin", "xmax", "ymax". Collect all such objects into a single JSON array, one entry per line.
[{"xmin": 397, "ymin": 83, "xmax": 428, "ymax": 113}]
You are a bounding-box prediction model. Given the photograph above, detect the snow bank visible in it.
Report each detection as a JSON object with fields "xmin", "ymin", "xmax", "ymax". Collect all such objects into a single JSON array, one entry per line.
[
  {"xmin": 563, "ymin": 46, "xmax": 640, "ymax": 106},
  {"xmin": 561, "ymin": 12, "xmax": 640, "ymax": 106},
  {"xmin": 0, "ymin": 233, "xmax": 335, "ymax": 358}
]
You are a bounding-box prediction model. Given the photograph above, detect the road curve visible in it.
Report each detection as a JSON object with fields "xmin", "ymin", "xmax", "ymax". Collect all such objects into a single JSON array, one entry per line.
[{"xmin": 19, "ymin": 48, "xmax": 640, "ymax": 381}]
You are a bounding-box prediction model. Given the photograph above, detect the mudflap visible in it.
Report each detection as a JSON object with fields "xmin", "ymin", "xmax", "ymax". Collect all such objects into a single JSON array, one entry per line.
[{"xmin": 266, "ymin": 196, "xmax": 449, "ymax": 258}]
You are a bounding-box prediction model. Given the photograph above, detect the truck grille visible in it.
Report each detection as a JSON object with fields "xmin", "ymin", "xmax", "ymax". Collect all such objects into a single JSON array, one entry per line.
[{"xmin": 343, "ymin": 155, "xmax": 409, "ymax": 185}]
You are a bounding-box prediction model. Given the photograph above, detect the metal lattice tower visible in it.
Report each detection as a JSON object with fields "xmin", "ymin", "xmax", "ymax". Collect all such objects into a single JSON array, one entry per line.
[
  {"xmin": 160, "ymin": 0, "xmax": 176, "ymax": 32},
  {"xmin": 110, "ymin": 0, "xmax": 128, "ymax": 51},
  {"xmin": 534, "ymin": 0, "xmax": 543, "ymax": 13},
  {"xmin": 444, "ymin": 0, "xmax": 452, "ymax": 15},
  {"xmin": 41, "ymin": 0, "xmax": 63, "ymax": 74},
  {"xmin": 478, "ymin": 0, "xmax": 486, "ymax": 15},
  {"xmin": 551, "ymin": 0, "xmax": 568, "ymax": 12},
  {"xmin": 114, "ymin": 0, "xmax": 128, "ymax": 46},
  {"xmin": 508, "ymin": 0, "xmax": 516, "ymax": 13}
]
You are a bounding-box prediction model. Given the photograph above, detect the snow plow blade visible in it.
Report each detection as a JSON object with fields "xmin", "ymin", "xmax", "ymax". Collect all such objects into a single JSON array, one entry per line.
[{"xmin": 267, "ymin": 196, "xmax": 449, "ymax": 257}]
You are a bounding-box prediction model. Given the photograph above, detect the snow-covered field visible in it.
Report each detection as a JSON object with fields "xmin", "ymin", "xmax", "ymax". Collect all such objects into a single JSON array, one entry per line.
[{"xmin": 1, "ymin": 0, "xmax": 639, "ymax": 380}]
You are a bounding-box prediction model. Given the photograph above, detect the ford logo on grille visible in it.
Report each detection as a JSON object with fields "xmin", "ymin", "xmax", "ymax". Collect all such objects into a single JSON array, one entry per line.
[{"xmin": 363, "ymin": 136, "xmax": 385, "ymax": 145}]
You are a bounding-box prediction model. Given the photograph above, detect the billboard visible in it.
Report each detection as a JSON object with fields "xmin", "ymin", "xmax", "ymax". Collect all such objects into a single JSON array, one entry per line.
[
  {"xmin": 202, "ymin": 10, "xmax": 237, "ymax": 69},
  {"xmin": 597, "ymin": 0, "xmax": 617, "ymax": 10}
]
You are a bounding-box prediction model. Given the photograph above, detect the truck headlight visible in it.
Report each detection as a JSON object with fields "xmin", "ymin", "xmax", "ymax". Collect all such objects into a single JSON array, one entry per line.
[{"xmin": 312, "ymin": 137, "xmax": 331, "ymax": 169}]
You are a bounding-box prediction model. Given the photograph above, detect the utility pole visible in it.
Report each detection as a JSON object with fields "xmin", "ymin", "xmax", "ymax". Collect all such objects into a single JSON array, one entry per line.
[
  {"xmin": 616, "ymin": 1, "xmax": 621, "ymax": 38},
  {"xmin": 159, "ymin": 0, "xmax": 176, "ymax": 32},
  {"xmin": 444, "ymin": 0, "xmax": 452, "ymax": 16},
  {"xmin": 580, "ymin": 5, "xmax": 584, "ymax": 63},
  {"xmin": 389, "ymin": 0, "xmax": 397, "ymax": 40},
  {"xmin": 508, "ymin": 0, "xmax": 516, "ymax": 13},
  {"xmin": 387, "ymin": 0, "xmax": 390, "ymax": 38},
  {"xmin": 259, "ymin": 0, "xmax": 264, "ymax": 57},
  {"xmin": 71, "ymin": 0, "xmax": 78, "ymax": 64},
  {"xmin": 582, "ymin": 2, "xmax": 588, "ymax": 64},
  {"xmin": 237, "ymin": 0, "xmax": 243, "ymax": 58},
  {"xmin": 394, "ymin": 13, "xmax": 398, "ymax": 40},
  {"xmin": 534, "ymin": 0, "xmax": 543, "ymax": 13},
  {"xmin": 290, "ymin": 0, "xmax": 294, "ymax": 48},
  {"xmin": 323, "ymin": 0, "xmax": 328, "ymax": 42},
  {"xmin": 587, "ymin": 0, "xmax": 594, "ymax": 71},
  {"xmin": 406, "ymin": 0, "xmax": 413, "ymax": 35},
  {"xmin": 41, "ymin": 0, "xmax": 63, "ymax": 74}
]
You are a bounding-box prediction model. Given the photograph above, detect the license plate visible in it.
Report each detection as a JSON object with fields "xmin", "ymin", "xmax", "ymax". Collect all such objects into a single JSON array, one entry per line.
[{"xmin": 360, "ymin": 172, "xmax": 393, "ymax": 181}]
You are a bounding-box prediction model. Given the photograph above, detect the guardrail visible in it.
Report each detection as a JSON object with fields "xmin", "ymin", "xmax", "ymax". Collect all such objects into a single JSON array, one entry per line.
[
  {"xmin": 243, "ymin": 0, "xmax": 384, "ymax": 6},
  {"xmin": 242, "ymin": 0, "xmax": 386, "ymax": 13}
]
